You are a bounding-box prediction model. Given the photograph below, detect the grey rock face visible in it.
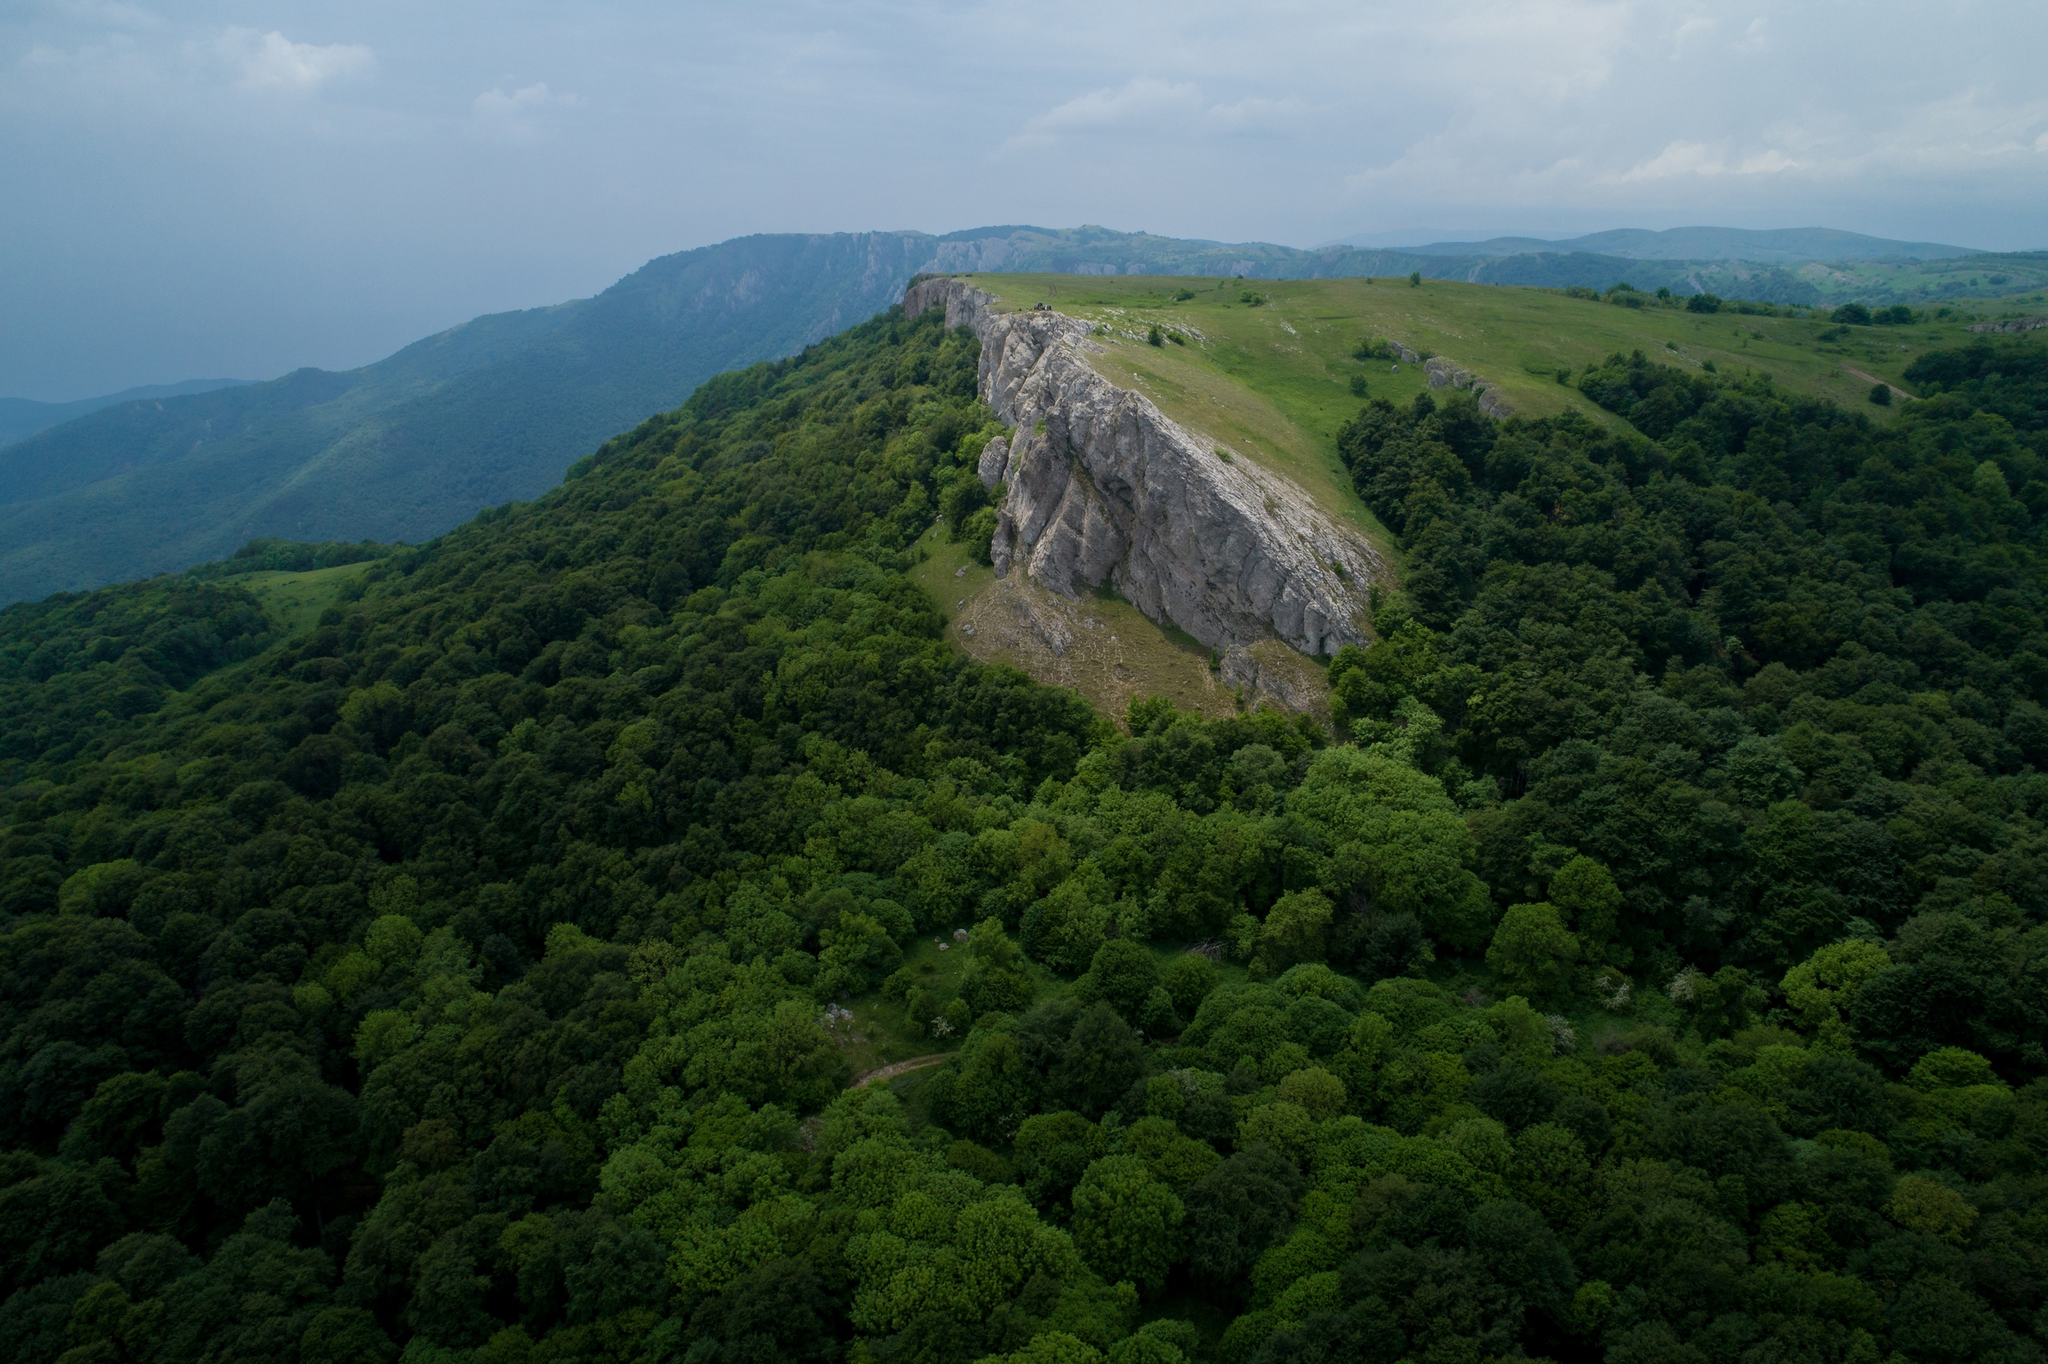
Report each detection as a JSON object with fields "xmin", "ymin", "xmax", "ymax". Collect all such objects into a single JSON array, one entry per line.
[
  {"xmin": 1219, "ymin": 643, "xmax": 1330, "ymax": 715},
  {"xmin": 1425, "ymin": 357, "xmax": 1473, "ymax": 390},
  {"xmin": 976, "ymin": 436, "xmax": 1010, "ymax": 489},
  {"xmin": 1424, "ymin": 356, "xmax": 1514, "ymax": 418},
  {"xmin": 905, "ymin": 277, "xmax": 1385, "ymax": 657}
]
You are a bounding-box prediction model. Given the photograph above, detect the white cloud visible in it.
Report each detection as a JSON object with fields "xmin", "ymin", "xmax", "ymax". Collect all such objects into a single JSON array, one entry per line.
[
  {"xmin": 11, "ymin": 0, "xmax": 2048, "ymax": 400},
  {"xmin": 1004, "ymin": 77, "xmax": 1310, "ymax": 151},
  {"xmin": 1206, "ymin": 95, "xmax": 1310, "ymax": 136},
  {"xmin": 1612, "ymin": 140, "xmax": 1723, "ymax": 181},
  {"xmin": 471, "ymin": 82, "xmax": 578, "ymax": 139},
  {"xmin": 1006, "ymin": 77, "xmax": 1204, "ymax": 148},
  {"xmin": 1671, "ymin": 15, "xmax": 1714, "ymax": 55},
  {"xmin": 212, "ymin": 27, "xmax": 373, "ymax": 93},
  {"xmin": 1736, "ymin": 149, "xmax": 1801, "ymax": 174},
  {"xmin": 1607, "ymin": 140, "xmax": 1801, "ymax": 182}
]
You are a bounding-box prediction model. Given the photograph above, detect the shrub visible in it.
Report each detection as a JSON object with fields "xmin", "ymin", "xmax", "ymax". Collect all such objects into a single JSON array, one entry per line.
[{"xmin": 962, "ymin": 505, "xmax": 1000, "ymax": 565}]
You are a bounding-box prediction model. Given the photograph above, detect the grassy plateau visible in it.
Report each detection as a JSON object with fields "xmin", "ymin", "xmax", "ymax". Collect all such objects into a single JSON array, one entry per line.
[{"xmin": 965, "ymin": 272, "xmax": 2027, "ymax": 517}]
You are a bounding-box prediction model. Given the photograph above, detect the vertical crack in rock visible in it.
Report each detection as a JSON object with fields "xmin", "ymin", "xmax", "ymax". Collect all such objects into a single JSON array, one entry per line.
[{"xmin": 906, "ymin": 278, "xmax": 1388, "ymax": 658}]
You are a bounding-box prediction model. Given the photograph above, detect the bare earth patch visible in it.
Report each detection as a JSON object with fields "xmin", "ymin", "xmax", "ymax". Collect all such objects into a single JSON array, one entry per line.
[
  {"xmin": 848, "ymin": 1054, "xmax": 953, "ymax": 1089},
  {"xmin": 911, "ymin": 528, "xmax": 1331, "ymax": 726}
]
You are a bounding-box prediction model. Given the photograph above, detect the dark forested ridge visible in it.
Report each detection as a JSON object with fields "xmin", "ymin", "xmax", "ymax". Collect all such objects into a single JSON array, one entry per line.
[{"xmin": 2, "ymin": 307, "xmax": 2047, "ymax": 1364}]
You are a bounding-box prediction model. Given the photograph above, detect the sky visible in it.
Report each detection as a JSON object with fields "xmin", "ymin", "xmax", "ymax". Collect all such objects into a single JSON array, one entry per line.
[{"xmin": 4, "ymin": 1, "xmax": 2046, "ymax": 400}]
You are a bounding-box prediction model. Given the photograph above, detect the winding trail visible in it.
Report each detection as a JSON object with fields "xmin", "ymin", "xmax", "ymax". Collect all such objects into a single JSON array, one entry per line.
[
  {"xmin": 848, "ymin": 1054, "xmax": 953, "ymax": 1089},
  {"xmin": 1842, "ymin": 364, "xmax": 1916, "ymax": 401}
]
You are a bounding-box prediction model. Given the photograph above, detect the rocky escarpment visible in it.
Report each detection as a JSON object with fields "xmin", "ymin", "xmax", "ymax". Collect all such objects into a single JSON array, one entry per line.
[{"xmin": 905, "ymin": 277, "xmax": 1386, "ymax": 659}]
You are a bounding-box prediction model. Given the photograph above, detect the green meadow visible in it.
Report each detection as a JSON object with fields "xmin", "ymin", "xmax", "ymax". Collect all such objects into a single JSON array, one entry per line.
[{"xmin": 966, "ymin": 273, "xmax": 2018, "ymax": 532}]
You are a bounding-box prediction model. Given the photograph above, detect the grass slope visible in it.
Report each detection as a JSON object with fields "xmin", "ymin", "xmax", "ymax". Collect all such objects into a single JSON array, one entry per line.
[{"xmin": 238, "ymin": 562, "xmax": 379, "ymax": 637}]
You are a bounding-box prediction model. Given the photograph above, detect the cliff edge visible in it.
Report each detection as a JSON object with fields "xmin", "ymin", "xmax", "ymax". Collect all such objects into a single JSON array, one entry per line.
[{"xmin": 904, "ymin": 277, "xmax": 1386, "ymax": 660}]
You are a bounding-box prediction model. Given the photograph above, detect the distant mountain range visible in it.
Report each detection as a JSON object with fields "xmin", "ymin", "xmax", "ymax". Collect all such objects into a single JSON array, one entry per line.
[
  {"xmin": 3, "ymin": 223, "xmax": 2041, "ymax": 605},
  {"xmin": 1360, "ymin": 225, "xmax": 1980, "ymax": 262},
  {"xmin": 0, "ymin": 378, "xmax": 251, "ymax": 448},
  {"xmin": 922, "ymin": 226, "xmax": 2039, "ymax": 306},
  {"xmin": 0, "ymin": 233, "xmax": 943, "ymax": 603}
]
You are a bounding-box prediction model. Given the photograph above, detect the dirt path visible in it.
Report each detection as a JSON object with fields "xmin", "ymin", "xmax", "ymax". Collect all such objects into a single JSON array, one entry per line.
[
  {"xmin": 848, "ymin": 1054, "xmax": 952, "ymax": 1089},
  {"xmin": 1842, "ymin": 364, "xmax": 1916, "ymax": 400}
]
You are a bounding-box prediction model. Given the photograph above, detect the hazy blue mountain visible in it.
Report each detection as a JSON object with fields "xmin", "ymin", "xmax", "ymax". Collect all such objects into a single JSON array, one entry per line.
[
  {"xmin": 0, "ymin": 232, "xmax": 940, "ymax": 603},
  {"xmin": 0, "ymin": 378, "xmax": 251, "ymax": 448},
  {"xmin": 1384, "ymin": 225, "xmax": 1978, "ymax": 262},
  {"xmin": 928, "ymin": 225, "xmax": 1675, "ymax": 287}
]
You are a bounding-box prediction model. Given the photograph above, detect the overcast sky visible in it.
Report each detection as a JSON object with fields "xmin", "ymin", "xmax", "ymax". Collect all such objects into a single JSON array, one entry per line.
[{"xmin": 4, "ymin": 0, "xmax": 2045, "ymax": 399}]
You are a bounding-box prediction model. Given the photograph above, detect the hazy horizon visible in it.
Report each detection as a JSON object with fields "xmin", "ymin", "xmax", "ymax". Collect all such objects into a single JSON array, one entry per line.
[
  {"xmin": 5, "ymin": 1, "xmax": 2045, "ymax": 401},
  {"xmin": 8, "ymin": 218, "xmax": 2018, "ymax": 406}
]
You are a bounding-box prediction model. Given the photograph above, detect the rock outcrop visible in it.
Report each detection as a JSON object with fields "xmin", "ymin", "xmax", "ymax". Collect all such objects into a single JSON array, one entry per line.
[
  {"xmin": 905, "ymin": 277, "xmax": 1385, "ymax": 658},
  {"xmin": 1424, "ymin": 356, "xmax": 1514, "ymax": 419},
  {"xmin": 1219, "ymin": 641, "xmax": 1332, "ymax": 715},
  {"xmin": 975, "ymin": 436, "xmax": 1009, "ymax": 490}
]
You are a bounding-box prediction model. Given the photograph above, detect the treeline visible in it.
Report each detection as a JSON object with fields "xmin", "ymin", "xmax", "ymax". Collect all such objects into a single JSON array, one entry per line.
[
  {"xmin": 0, "ymin": 579, "xmax": 276, "ymax": 774},
  {"xmin": 0, "ymin": 309, "xmax": 2044, "ymax": 1363},
  {"xmin": 1558, "ymin": 283, "xmax": 1809, "ymax": 317},
  {"xmin": 1558, "ymin": 282, "xmax": 1951, "ymax": 325},
  {"xmin": 189, "ymin": 539, "xmax": 395, "ymax": 579}
]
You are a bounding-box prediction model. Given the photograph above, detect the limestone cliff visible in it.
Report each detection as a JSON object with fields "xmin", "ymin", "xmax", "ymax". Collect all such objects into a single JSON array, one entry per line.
[{"xmin": 904, "ymin": 277, "xmax": 1386, "ymax": 660}]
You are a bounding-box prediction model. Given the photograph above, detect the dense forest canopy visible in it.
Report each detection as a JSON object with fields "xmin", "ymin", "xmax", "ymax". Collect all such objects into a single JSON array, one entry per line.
[{"xmin": 1, "ymin": 304, "xmax": 2046, "ymax": 1364}]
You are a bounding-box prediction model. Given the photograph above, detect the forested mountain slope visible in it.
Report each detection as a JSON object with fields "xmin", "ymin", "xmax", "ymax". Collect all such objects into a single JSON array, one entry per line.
[
  {"xmin": 0, "ymin": 380, "xmax": 252, "ymax": 450},
  {"xmin": 0, "ymin": 233, "xmax": 942, "ymax": 605},
  {"xmin": 2, "ymin": 300, "xmax": 2048, "ymax": 1364}
]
